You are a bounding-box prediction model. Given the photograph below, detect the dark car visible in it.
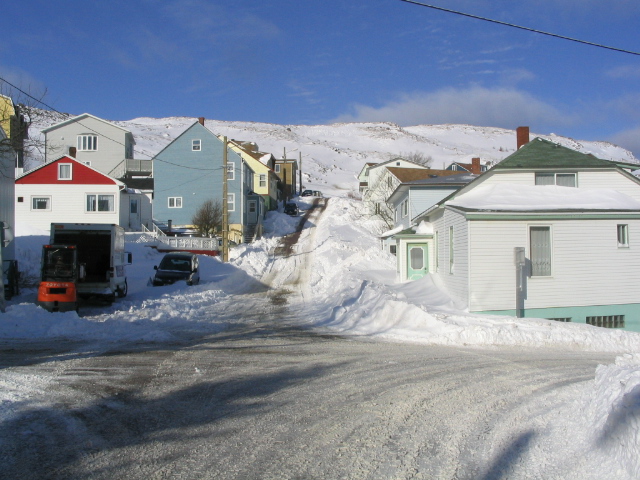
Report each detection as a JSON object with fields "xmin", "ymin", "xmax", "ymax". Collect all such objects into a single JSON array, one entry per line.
[
  {"xmin": 284, "ymin": 202, "xmax": 299, "ymax": 216},
  {"xmin": 152, "ymin": 252, "xmax": 200, "ymax": 286},
  {"xmin": 301, "ymin": 190, "xmax": 313, "ymax": 197}
]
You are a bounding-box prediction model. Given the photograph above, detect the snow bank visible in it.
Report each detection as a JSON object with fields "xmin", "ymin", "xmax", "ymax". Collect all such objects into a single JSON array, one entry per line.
[{"xmin": 580, "ymin": 354, "xmax": 640, "ymax": 478}]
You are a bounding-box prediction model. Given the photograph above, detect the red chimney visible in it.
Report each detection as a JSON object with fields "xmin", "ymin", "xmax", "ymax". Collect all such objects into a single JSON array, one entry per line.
[
  {"xmin": 516, "ymin": 126, "xmax": 530, "ymax": 149},
  {"xmin": 471, "ymin": 157, "xmax": 481, "ymax": 174},
  {"xmin": 198, "ymin": 117, "xmax": 205, "ymax": 126},
  {"xmin": 69, "ymin": 146, "xmax": 77, "ymax": 157}
]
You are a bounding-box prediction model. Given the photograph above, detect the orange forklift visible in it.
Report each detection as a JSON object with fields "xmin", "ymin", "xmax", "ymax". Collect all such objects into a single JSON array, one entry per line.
[{"xmin": 37, "ymin": 244, "xmax": 85, "ymax": 312}]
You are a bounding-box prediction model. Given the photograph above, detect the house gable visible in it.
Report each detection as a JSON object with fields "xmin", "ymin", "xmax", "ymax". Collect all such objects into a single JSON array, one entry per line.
[{"xmin": 16, "ymin": 156, "xmax": 119, "ymax": 186}]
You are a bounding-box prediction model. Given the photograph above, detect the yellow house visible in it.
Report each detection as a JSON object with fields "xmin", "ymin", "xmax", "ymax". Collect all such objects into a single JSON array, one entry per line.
[
  {"xmin": 0, "ymin": 94, "xmax": 28, "ymax": 175},
  {"xmin": 224, "ymin": 139, "xmax": 279, "ymax": 211}
]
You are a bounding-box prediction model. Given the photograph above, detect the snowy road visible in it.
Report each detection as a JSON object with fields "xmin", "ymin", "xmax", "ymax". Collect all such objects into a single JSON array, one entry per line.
[
  {"xmin": 1, "ymin": 197, "xmax": 637, "ymax": 478},
  {"xmin": 0, "ymin": 317, "xmax": 616, "ymax": 479}
]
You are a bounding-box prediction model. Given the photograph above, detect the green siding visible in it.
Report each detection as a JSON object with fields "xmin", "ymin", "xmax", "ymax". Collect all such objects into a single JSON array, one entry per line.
[{"xmin": 476, "ymin": 303, "xmax": 640, "ymax": 332}]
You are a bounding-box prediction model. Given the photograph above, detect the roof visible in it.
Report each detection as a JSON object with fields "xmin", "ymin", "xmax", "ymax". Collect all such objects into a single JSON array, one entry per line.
[
  {"xmin": 16, "ymin": 156, "xmax": 125, "ymax": 187},
  {"xmin": 41, "ymin": 113, "xmax": 132, "ymax": 134},
  {"xmin": 386, "ymin": 167, "xmax": 467, "ymax": 183},
  {"xmin": 495, "ymin": 137, "xmax": 614, "ymax": 170}
]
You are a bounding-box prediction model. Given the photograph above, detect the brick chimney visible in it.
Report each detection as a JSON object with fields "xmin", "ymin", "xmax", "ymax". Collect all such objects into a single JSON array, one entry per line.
[
  {"xmin": 198, "ymin": 117, "xmax": 205, "ymax": 126},
  {"xmin": 69, "ymin": 146, "xmax": 77, "ymax": 158},
  {"xmin": 471, "ymin": 157, "xmax": 481, "ymax": 174},
  {"xmin": 516, "ymin": 126, "xmax": 530, "ymax": 149}
]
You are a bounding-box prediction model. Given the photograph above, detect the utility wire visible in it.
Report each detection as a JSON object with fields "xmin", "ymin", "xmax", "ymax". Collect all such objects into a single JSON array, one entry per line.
[
  {"xmin": 398, "ymin": 0, "xmax": 640, "ymax": 56},
  {"xmin": 1, "ymin": 76, "xmax": 253, "ymax": 173}
]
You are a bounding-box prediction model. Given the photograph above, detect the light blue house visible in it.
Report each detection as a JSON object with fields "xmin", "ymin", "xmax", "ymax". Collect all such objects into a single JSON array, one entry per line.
[{"xmin": 153, "ymin": 119, "xmax": 264, "ymax": 244}]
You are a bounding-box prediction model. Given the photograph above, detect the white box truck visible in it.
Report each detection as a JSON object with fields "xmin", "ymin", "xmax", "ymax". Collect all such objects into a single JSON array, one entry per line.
[{"xmin": 37, "ymin": 223, "xmax": 131, "ymax": 312}]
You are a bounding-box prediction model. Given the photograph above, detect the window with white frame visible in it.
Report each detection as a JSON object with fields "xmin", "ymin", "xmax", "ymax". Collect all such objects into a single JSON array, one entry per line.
[
  {"xmin": 402, "ymin": 199, "xmax": 408, "ymax": 217},
  {"xmin": 31, "ymin": 196, "xmax": 51, "ymax": 211},
  {"xmin": 435, "ymin": 230, "xmax": 439, "ymax": 272},
  {"xmin": 530, "ymin": 226, "xmax": 552, "ymax": 276},
  {"xmin": 77, "ymin": 134, "xmax": 98, "ymax": 151},
  {"xmin": 192, "ymin": 139, "xmax": 201, "ymax": 151},
  {"xmin": 535, "ymin": 172, "xmax": 576, "ymax": 187},
  {"xmin": 86, "ymin": 194, "xmax": 115, "ymax": 212},
  {"xmin": 227, "ymin": 193, "xmax": 236, "ymax": 212},
  {"xmin": 227, "ymin": 162, "xmax": 235, "ymax": 180},
  {"xmin": 168, "ymin": 197, "xmax": 182, "ymax": 208},
  {"xmin": 449, "ymin": 226, "xmax": 454, "ymax": 274},
  {"xmin": 617, "ymin": 224, "xmax": 629, "ymax": 247},
  {"xmin": 259, "ymin": 174, "xmax": 266, "ymax": 188},
  {"xmin": 58, "ymin": 163, "xmax": 72, "ymax": 180},
  {"xmin": 275, "ymin": 164, "xmax": 281, "ymax": 173}
]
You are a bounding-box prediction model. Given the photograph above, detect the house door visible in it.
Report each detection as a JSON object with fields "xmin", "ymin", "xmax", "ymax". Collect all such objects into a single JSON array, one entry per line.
[
  {"xmin": 407, "ymin": 243, "xmax": 428, "ymax": 280},
  {"xmin": 248, "ymin": 200, "xmax": 258, "ymax": 224},
  {"xmin": 129, "ymin": 198, "xmax": 141, "ymax": 231}
]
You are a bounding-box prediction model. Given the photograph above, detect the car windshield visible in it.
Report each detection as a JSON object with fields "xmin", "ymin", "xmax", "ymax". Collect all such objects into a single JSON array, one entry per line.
[{"xmin": 159, "ymin": 257, "xmax": 192, "ymax": 272}]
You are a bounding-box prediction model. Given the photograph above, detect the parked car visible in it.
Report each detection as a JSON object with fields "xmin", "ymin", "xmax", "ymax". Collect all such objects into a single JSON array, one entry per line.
[
  {"xmin": 301, "ymin": 190, "xmax": 313, "ymax": 197},
  {"xmin": 284, "ymin": 202, "xmax": 299, "ymax": 216},
  {"xmin": 152, "ymin": 252, "xmax": 200, "ymax": 286}
]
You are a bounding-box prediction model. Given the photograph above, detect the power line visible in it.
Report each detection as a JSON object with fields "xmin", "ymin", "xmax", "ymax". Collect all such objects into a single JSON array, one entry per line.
[{"xmin": 398, "ymin": 0, "xmax": 640, "ymax": 56}]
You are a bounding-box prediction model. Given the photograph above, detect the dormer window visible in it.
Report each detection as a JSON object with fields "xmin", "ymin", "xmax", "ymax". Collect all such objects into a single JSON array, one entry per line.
[
  {"xmin": 58, "ymin": 163, "xmax": 72, "ymax": 180},
  {"xmin": 77, "ymin": 134, "xmax": 98, "ymax": 151},
  {"xmin": 192, "ymin": 139, "xmax": 201, "ymax": 151},
  {"xmin": 535, "ymin": 172, "xmax": 576, "ymax": 187}
]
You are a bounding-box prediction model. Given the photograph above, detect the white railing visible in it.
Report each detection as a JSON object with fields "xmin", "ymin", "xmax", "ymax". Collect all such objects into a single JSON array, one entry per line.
[{"xmin": 158, "ymin": 236, "xmax": 220, "ymax": 251}]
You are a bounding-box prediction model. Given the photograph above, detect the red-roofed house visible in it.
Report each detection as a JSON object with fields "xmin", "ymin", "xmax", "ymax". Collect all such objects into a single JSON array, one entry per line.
[{"xmin": 15, "ymin": 156, "xmax": 150, "ymax": 232}]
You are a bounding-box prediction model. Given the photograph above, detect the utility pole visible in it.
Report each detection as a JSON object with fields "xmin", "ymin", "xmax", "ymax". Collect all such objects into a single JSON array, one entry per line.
[
  {"xmin": 299, "ymin": 151, "xmax": 302, "ymax": 194},
  {"xmin": 222, "ymin": 137, "xmax": 229, "ymax": 262}
]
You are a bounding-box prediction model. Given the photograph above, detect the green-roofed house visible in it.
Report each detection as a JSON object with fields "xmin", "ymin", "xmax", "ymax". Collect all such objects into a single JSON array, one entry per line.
[{"xmin": 407, "ymin": 137, "xmax": 640, "ymax": 331}]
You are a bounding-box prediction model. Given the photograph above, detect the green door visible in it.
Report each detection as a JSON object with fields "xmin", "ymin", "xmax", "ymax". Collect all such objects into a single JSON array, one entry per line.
[{"xmin": 407, "ymin": 243, "xmax": 429, "ymax": 280}]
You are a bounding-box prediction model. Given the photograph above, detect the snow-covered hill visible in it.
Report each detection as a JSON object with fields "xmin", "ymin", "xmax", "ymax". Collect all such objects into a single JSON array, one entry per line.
[{"xmin": 28, "ymin": 112, "xmax": 639, "ymax": 197}]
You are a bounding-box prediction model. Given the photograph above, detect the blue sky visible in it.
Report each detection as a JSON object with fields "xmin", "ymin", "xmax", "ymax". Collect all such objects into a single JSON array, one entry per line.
[{"xmin": 3, "ymin": 0, "xmax": 640, "ymax": 156}]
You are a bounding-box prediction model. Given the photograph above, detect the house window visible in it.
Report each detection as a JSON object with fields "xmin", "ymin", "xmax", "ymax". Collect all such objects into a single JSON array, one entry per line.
[
  {"xmin": 86, "ymin": 194, "xmax": 115, "ymax": 212},
  {"xmin": 227, "ymin": 162, "xmax": 235, "ymax": 181},
  {"xmin": 617, "ymin": 224, "xmax": 629, "ymax": 247},
  {"xmin": 390, "ymin": 244, "xmax": 397, "ymax": 256},
  {"xmin": 530, "ymin": 226, "xmax": 552, "ymax": 276},
  {"xmin": 168, "ymin": 197, "xmax": 182, "ymax": 208},
  {"xmin": 192, "ymin": 139, "xmax": 201, "ymax": 151},
  {"xmin": 449, "ymin": 226, "xmax": 454, "ymax": 274},
  {"xmin": 31, "ymin": 196, "xmax": 51, "ymax": 211},
  {"xmin": 228, "ymin": 193, "xmax": 236, "ymax": 212},
  {"xmin": 77, "ymin": 135, "xmax": 98, "ymax": 151},
  {"xmin": 58, "ymin": 163, "xmax": 72, "ymax": 180},
  {"xmin": 275, "ymin": 164, "xmax": 281, "ymax": 173},
  {"xmin": 535, "ymin": 172, "xmax": 576, "ymax": 187},
  {"xmin": 17, "ymin": 197, "xmax": 23, "ymax": 203},
  {"xmin": 259, "ymin": 174, "xmax": 266, "ymax": 188},
  {"xmin": 402, "ymin": 200, "xmax": 408, "ymax": 217}
]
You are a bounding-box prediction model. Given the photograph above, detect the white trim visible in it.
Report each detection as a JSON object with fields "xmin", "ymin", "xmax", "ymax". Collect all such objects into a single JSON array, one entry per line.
[
  {"xmin": 31, "ymin": 196, "xmax": 51, "ymax": 211},
  {"xmin": 57, "ymin": 163, "xmax": 73, "ymax": 180},
  {"xmin": 192, "ymin": 139, "xmax": 201, "ymax": 151},
  {"xmin": 168, "ymin": 197, "xmax": 183, "ymax": 208},
  {"xmin": 86, "ymin": 193, "xmax": 116, "ymax": 212},
  {"xmin": 228, "ymin": 193, "xmax": 236, "ymax": 212},
  {"xmin": 227, "ymin": 162, "xmax": 235, "ymax": 181},
  {"xmin": 529, "ymin": 224, "xmax": 553, "ymax": 277},
  {"xmin": 77, "ymin": 134, "xmax": 98, "ymax": 151},
  {"xmin": 617, "ymin": 224, "xmax": 630, "ymax": 248}
]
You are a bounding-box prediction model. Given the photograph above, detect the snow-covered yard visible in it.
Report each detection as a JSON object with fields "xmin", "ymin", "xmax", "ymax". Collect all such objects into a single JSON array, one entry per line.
[{"xmin": 2, "ymin": 196, "xmax": 640, "ymax": 478}]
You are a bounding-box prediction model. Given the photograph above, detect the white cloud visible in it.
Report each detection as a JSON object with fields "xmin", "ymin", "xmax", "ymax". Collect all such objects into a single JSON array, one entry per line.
[
  {"xmin": 606, "ymin": 65, "xmax": 640, "ymax": 80},
  {"xmin": 610, "ymin": 126, "xmax": 640, "ymax": 158},
  {"xmin": 332, "ymin": 87, "xmax": 576, "ymax": 129}
]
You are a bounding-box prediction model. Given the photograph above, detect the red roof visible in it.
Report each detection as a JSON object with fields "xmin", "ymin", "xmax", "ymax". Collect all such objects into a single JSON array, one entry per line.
[{"xmin": 16, "ymin": 156, "xmax": 119, "ymax": 186}]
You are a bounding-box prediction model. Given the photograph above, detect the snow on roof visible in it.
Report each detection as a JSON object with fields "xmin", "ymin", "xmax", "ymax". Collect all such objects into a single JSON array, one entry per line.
[{"xmin": 446, "ymin": 184, "xmax": 640, "ymax": 212}]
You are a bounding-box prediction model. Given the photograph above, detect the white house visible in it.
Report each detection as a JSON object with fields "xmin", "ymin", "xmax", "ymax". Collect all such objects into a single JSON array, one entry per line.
[
  {"xmin": 15, "ymin": 155, "xmax": 150, "ymax": 232},
  {"xmin": 405, "ymin": 137, "xmax": 640, "ymax": 331}
]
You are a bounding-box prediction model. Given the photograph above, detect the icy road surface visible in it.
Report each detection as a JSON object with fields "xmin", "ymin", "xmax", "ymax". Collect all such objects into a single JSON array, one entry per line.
[
  {"xmin": 0, "ymin": 198, "xmax": 635, "ymax": 479},
  {"xmin": 0, "ymin": 316, "xmax": 615, "ymax": 479}
]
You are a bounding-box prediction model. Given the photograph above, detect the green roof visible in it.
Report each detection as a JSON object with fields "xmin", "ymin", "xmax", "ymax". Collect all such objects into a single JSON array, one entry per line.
[{"xmin": 495, "ymin": 138, "xmax": 614, "ymax": 170}]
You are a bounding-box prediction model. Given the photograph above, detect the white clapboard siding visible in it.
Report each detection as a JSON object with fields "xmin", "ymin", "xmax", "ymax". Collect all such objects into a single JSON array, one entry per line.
[
  {"xmin": 16, "ymin": 183, "xmax": 121, "ymax": 232},
  {"xmin": 576, "ymin": 170, "xmax": 640, "ymax": 200},
  {"xmin": 468, "ymin": 218, "xmax": 640, "ymax": 312},
  {"xmin": 433, "ymin": 208, "xmax": 469, "ymax": 306}
]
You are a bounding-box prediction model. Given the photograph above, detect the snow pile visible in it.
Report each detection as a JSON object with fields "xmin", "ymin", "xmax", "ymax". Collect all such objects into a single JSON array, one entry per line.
[
  {"xmin": 448, "ymin": 184, "xmax": 640, "ymax": 211},
  {"xmin": 580, "ymin": 354, "xmax": 640, "ymax": 478}
]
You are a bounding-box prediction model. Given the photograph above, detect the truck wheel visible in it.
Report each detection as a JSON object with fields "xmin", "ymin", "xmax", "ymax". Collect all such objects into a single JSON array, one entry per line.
[{"xmin": 116, "ymin": 280, "xmax": 128, "ymax": 298}]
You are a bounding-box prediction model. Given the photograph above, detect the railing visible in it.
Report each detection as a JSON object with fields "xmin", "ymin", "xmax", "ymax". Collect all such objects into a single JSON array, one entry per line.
[
  {"xmin": 159, "ymin": 236, "xmax": 220, "ymax": 251},
  {"xmin": 109, "ymin": 158, "xmax": 153, "ymax": 179}
]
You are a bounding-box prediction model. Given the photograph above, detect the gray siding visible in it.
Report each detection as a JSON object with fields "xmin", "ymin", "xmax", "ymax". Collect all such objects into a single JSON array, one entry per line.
[
  {"xmin": 0, "ymin": 132, "xmax": 15, "ymax": 260},
  {"xmin": 44, "ymin": 115, "xmax": 132, "ymax": 175}
]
